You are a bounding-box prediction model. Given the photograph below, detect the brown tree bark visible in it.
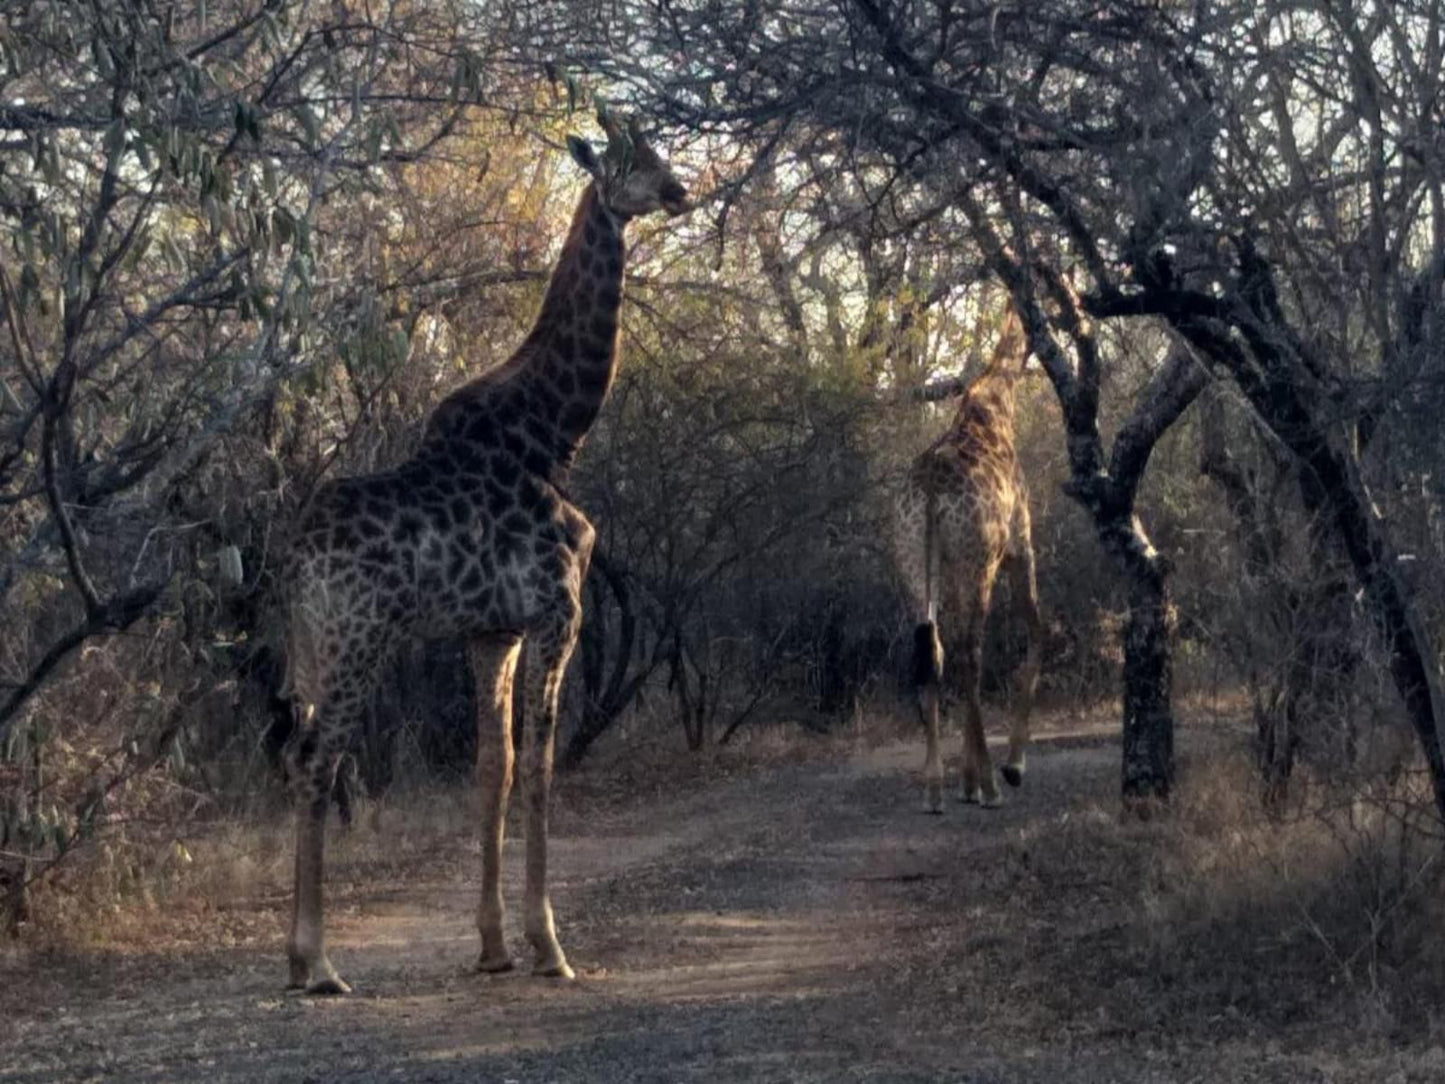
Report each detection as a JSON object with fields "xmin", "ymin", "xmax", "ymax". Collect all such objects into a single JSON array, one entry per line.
[
  {"xmin": 1090, "ymin": 252, "xmax": 1445, "ymax": 823},
  {"xmin": 961, "ymin": 186, "xmax": 1206, "ymax": 803},
  {"xmin": 1058, "ymin": 346, "xmax": 1208, "ymax": 803}
]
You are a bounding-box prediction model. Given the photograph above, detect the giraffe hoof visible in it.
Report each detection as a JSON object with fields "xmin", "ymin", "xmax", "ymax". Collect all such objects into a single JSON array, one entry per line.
[
  {"xmin": 1001, "ymin": 764, "xmax": 1024, "ymax": 788},
  {"xmin": 305, "ymin": 975, "xmax": 352, "ymax": 996},
  {"xmin": 960, "ymin": 787, "xmax": 982, "ymax": 805},
  {"xmin": 922, "ymin": 785, "xmax": 944, "ymax": 814},
  {"xmin": 533, "ymin": 957, "xmax": 576, "ymax": 980},
  {"xmin": 981, "ymin": 793, "xmax": 1003, "ymax": 810},
  {"xmin": 477, "ymin": 954, "xmax": 515, "ymax": 974}
]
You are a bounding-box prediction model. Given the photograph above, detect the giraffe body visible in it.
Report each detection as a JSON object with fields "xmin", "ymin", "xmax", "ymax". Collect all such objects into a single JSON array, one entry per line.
[
  {"xmin": 893, "ymin": 312, "xmax": 1043, "ymax": 813},
  {"xmin": 281, "ymin": 114, "xmax": 688, "ymax": 994}
]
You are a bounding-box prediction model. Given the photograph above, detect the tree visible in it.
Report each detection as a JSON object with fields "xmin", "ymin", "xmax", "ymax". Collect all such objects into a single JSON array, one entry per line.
[
  {"xmin": 0, "ymin": 0, "xmax": 542, "ymax": 923},
  {"xmin": 487, "ymin": 0, "xmax": 1445, "ymax": 814},
  {"xmin": 0, "ymin": 0, "xmax": 494, "ymax": 736}
]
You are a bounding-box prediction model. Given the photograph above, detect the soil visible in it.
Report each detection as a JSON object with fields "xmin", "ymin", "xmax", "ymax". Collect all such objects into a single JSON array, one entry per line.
[{"xmin": 3, "ymin": 716, "xmax": 1443, "ymax": 1082}]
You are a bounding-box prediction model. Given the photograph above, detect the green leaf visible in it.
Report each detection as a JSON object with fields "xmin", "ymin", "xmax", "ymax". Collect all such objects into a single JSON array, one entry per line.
[
  {"xmin": 160, "ymin": 234, "xmax": 184, "ymax": 271},
  {"xmin": 93, "ymin": 38, "xmax": 114, "ymax": 79},
  {"xmin": 293, "ymin": 103, "xmax": 320, "ymax": 148}
]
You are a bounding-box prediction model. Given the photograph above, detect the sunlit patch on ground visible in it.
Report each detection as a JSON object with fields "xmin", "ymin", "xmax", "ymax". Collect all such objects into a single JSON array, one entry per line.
[{"xmin": 4, "ymin": 711, "xmax": 1444, "ymax": 1082}]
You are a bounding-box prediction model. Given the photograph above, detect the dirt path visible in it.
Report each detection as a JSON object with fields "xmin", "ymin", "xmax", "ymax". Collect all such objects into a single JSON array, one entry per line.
[{"xmin": 2, "ymin": 724, "xmax": 1439, "ymax": 1082}]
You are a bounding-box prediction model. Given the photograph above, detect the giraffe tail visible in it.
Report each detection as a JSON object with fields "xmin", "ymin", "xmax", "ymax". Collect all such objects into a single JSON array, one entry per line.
[{"xmin": 912, "ymin": 621, "xmax": 943, "ymax": 688}]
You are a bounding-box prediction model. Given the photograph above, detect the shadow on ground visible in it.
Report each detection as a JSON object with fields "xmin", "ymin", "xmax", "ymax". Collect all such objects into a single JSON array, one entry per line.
[{"xmin": 4, "ymin": 718, "xmax": 1443, "ymax": 1082}]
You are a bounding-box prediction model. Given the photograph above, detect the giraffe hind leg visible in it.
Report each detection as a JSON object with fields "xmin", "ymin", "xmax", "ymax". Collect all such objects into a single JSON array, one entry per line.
[
  {"xmin": 957, "ymin": 575, "xmax": 1001, "ymax": 808},
  {"xmin": 1000, "ymin": 546, "xmax": 1041, "ymax": 789},
  {"xmin": 912, "ymin": 621, "xmax": 946, "ymax": 814},
  {"xmin": 284, "ymin": 699, "xmax": 357, "ymax": 996}
]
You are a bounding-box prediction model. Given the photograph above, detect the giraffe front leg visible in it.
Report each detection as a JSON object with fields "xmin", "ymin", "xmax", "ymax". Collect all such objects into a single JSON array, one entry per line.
[
  {"xmin": 469, "ymin": 635, "xmax": 522, "ymax": 974},
  {"xmin": 520, "ymin": 631, "xmax": 575, "ymax": 979}
]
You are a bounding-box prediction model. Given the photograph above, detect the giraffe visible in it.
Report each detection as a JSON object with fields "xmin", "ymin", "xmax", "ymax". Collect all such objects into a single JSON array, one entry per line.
[
  {"xmin": 280, "ymin": 111, "xmax": 690, "ymax": 994},
  {"xmin": 893, "ymin": 308, "xmax": 1042, "ymax": 814}
]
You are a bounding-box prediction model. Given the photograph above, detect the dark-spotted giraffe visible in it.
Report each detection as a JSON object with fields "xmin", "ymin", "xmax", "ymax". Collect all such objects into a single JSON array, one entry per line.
[
  {"xmin": 894, "ymin": 309, "xmax": 1043, "ymax": 814},
  {"xmin": 281, "ymin": 112, "xmax": 690, "ymax": 994}
]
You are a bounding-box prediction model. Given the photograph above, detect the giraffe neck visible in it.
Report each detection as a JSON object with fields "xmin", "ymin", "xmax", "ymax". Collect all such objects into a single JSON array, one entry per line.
[
  {"xmin": 949, "ymin": 374, "xmax": 1016, "ymax": 448},
  {"xmin": 518, "ymin": 183, "xmax": 627, "ymax": 468}
]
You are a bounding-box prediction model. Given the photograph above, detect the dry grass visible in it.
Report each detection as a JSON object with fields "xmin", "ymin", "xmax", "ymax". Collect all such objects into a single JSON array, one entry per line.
[
  {"xmin": 1004, "ymin": 726, "xmax": 1445, "ymax": 1048},
  {"xmin": 556, "ymin": 705, "xmax": 851, "ymax": 810},
  {"xmin": 1154, "ymin": 750, "xmax": 1445, "ymax": 1031},
  {"xmin": 10, "ymin": 697, "xmax": 1445, "ymax": 1059},
  {"xmin": 13, "ymin": 706, "xmax": 845, "ymax": 955}
]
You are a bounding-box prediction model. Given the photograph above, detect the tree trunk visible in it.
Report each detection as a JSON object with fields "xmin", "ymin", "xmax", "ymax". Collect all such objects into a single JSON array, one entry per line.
[
  {"xmin": 1068, "ymin": 480, "xmax": 1179, "ymax": 803},
  {"xmin": 1120, "ymin": 560, "xmax": 1175, "ymax": 803},
  {"xmin": 1052, "ymin": 344, "xmax": 1206, "ymax": 804},
  {"xmin": 1158, "ymin": 268, "xmax": 1445, "ymax": 823},
  {"xmin": 958, "ymin": 182, "xmax": 1206, "ymax": 808}
]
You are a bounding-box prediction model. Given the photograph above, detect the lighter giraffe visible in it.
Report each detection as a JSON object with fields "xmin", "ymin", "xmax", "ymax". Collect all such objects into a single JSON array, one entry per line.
[
  {"xmin": 893, "ymin": 309, "xmax": 1043, "ymax": 813},
  {"xmin": 281, "ymin": 112, "xmax": 690, "ymax": 994}
]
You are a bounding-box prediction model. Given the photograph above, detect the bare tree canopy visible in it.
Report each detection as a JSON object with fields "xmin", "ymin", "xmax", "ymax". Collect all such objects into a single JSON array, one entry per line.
[
  {"xmin": 468, "ymin": 0, "xmax": 1445, "ymax": 815},
  {"xmin": 5, "ymin": 0, "xmax": 1445, "ymax": 1006}
]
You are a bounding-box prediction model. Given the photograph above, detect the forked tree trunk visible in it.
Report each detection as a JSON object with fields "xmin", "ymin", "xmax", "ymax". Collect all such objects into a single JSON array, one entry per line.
[
  {"xmin": 1067, "ymin": 481, "xmax": 1179, "ymax": 803},
  {"xmin": 1051, "ymin": 343, "xmax": 1206, "ymax": 805},
  {"xmin": 1121, "ymin": 560, "xmax": 1176, "ymax": 802},
  {"xmin": 1146, "ymin": 251, "xmax": 1445, "ymax": 824}
]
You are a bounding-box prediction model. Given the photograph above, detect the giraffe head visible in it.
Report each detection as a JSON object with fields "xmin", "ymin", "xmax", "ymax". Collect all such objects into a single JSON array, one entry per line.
[{"xmin": 565, "ymin": 111, "xmax": 690, "ymax": 220}]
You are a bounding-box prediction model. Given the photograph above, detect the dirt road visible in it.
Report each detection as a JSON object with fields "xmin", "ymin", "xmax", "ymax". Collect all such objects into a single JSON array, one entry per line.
[{"xmin": 3, "ymin": 724, "xmax": 1439, "ymax": 1082}]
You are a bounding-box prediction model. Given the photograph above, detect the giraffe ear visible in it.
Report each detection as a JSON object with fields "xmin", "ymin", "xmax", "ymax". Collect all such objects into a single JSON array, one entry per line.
[{"xmin": 566, "ymin": 135, "xmax": 600, "ymax": 177}]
